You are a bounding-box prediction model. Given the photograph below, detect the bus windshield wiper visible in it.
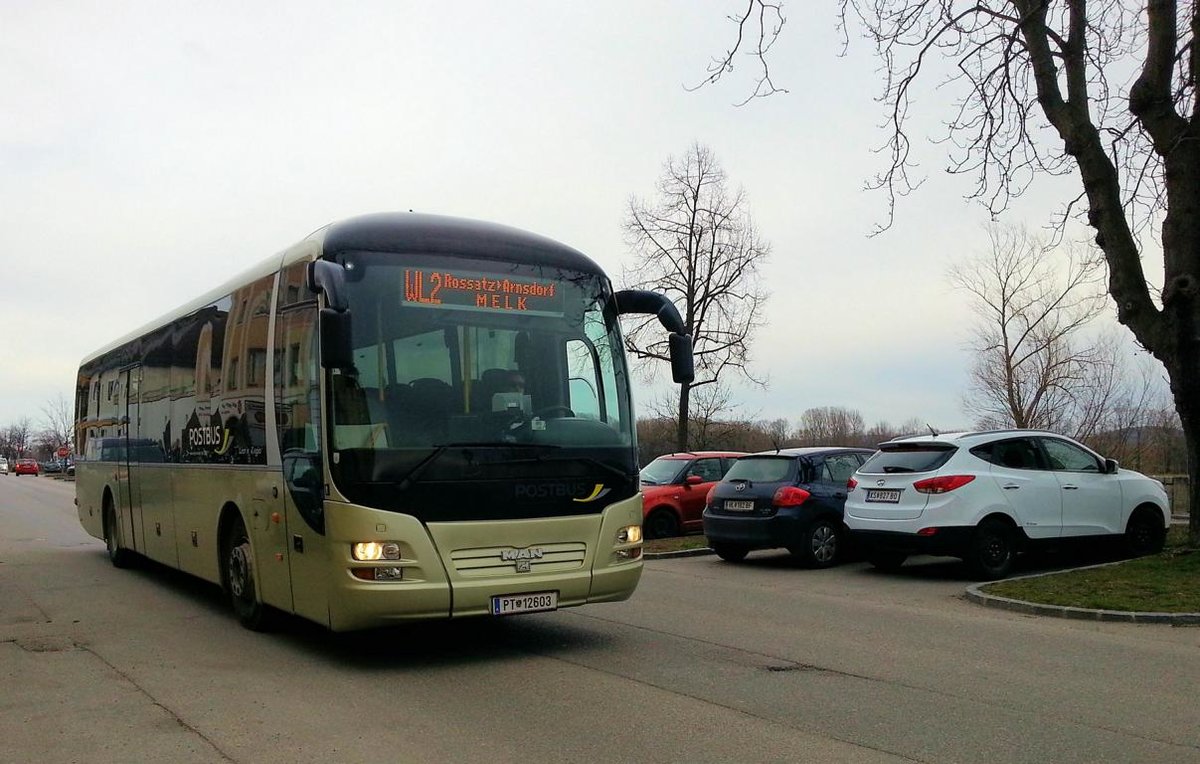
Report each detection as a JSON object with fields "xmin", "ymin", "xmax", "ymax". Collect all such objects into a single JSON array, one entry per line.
[
  {"xmin": 490, "ymin": 453, "xmax": 632, "ymax": 483},
  {"xmin": 396, "ymin": 442, "xmax": 556, "ymax": 491}
]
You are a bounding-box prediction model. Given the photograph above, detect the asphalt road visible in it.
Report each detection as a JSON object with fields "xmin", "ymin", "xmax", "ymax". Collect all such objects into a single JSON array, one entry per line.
[{"xmin": 2, "ymin": 476, "xmax": 1198, "ymax": 763}]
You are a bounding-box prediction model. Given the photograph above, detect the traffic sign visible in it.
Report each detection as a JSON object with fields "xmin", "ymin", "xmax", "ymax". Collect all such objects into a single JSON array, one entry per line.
[{"xmin": 56, "ymin": 447, "xmax": 70, "ymax": 458}]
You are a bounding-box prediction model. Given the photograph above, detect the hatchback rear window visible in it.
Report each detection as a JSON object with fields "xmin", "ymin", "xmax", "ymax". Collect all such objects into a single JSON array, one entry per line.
[
  {"xmin": 860, "ymin": 444, "xmax": 956, "ymax": 474},
  {"xmin": 724, "ymin": 456, "xmax": 793, "ymax": 482}
]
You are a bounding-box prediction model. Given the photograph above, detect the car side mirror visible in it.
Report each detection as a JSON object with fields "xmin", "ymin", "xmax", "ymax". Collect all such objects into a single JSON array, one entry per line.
[
  {"xmin": 684, "ymin": 475, "xmax": 703, "ymax": 486},
  {"xmin": 1104, "ymin": 458, "xmax": 1119, "ymax": 474}
]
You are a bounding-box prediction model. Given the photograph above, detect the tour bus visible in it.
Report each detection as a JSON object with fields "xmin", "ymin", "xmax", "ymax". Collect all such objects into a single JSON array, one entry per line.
[{"xmin": 74, "ymin": 213, "xmax": 693, "ymax": 631}]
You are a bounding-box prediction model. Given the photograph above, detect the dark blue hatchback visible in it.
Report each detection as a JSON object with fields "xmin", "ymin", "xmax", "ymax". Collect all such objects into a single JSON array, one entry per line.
[{"xmin": 702, "ymin": 447, "xmax": 874, "ymax": 566}]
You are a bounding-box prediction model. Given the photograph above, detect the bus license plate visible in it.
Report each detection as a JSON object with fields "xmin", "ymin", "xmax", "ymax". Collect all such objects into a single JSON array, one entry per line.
[
  {"xmin": 724, "ymin": 500, "xmax": 755, "ymax": 511},
  {"xmin": 491, "ymin": 591, "xmax": 558, "ymax": 616},
  {"xmin": 865, "ymin": 489, "xmax": 902, "ymax": 503}
]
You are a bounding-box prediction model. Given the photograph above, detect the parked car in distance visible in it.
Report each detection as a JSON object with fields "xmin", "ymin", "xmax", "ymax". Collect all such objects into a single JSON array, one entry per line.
[
  {"xmin": 41, "ymin": 460, "xmax": 62, "ymax": 474},
  {"xmin": 703, "ymin": 447, "xmax": 875, "ymax": 567},
  {"xmin": 13, "ymin": 458, "xmax": 40, "ymax": 476},
  {"xmin": 844, "ymin": 429, "xmax": 1171, "ymax": 580},
  {"xmin": 639, "ymin": 451, "xmax": 746, "ymax": 538},
  {"xmin": 0, "ymin": 459, "xmax": 8, "ymax": 475}
]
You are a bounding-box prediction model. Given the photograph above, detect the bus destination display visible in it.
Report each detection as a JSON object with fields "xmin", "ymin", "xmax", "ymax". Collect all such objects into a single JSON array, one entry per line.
[{"xmin": 402, "ymin": 268, "xmax": 565, "ymax": 316}]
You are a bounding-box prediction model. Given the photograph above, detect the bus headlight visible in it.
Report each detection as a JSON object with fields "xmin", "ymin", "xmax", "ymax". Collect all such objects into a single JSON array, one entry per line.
[
  {"xmin": 616, "ymin": 525, "xmax": 642, "ymax": 545},
  {"xmin": 352, "ymin": 542, "xmax": 401, "ymax": 561}
]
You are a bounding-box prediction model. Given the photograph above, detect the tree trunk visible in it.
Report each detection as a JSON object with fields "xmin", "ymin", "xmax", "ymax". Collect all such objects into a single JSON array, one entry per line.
[
  {"xmin": 676, "ymin": 383, "xmax": 691, "ymax": 451},
  {"xmin": 1181, "ymin": 409, "xmax": 1200, "ymax": 545},
  {"xmin": 1164, "ymin": 301, "xmax": 1200, "ymax": 545}
]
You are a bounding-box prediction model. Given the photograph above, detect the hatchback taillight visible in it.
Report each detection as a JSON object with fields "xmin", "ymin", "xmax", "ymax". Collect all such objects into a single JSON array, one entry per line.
[
  {"xmin": 912, "ymin": 475, "xmax": 975, "ymax": 494},
  {"xmin": 773, "ymin": 486, "xmax": 811, "ymax": 507},
  {"xmin": 847, "ymin": 477, "xmax": 858, "ymax": 490},
  {"xmin": 705, "ymin": 487, "xmax": 716, "ymax": 505}
]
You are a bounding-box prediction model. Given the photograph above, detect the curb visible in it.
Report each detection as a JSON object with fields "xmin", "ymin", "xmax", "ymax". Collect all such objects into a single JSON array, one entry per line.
[
  {"xmin": 644, "ymin": 547, "xmax": 715, "ymax": 560},
  {"xmin": 966, "ymin": 561, "xmax": 1200, "ymax": 625}
]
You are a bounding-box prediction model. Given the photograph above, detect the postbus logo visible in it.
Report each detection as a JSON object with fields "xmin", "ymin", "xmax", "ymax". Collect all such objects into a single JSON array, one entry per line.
[
  {"xmin": 513, "ymin": 481, "xmax": 610, "ymax": 503},
  {"xmin": 186, "ymin": 424, "xmax": 233, "ymax": 456}
]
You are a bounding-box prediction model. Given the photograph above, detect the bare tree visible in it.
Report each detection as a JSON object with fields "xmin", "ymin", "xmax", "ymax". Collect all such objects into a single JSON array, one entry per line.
[
  {"xmin": 4, "ymin": 418, "xmax": 34, "ymax": 460},
  {"xmin": 706, "ymin": 2, "xmax": 1200, "ymax": 542},
  {"xmin": 950, "ymin": 224, "xmax": 1112, "ymax": 432},
  {"xmin": 764, "ymin": 417, "xmax": 792, "ymax": 449},
  {"xmin": 623, "ymin": 143, "xmax": 771, "ymax": 451},
  {"xmin": 795, "ymin": 406, "xmax": 866, "ymax": 446},
  {"xmin": 40, "ymin": 393, "xmax": 74, "ymax": 455},
  {"xmin": 643, "ymin": 379, "xmax": 748, "ymax": 451}
]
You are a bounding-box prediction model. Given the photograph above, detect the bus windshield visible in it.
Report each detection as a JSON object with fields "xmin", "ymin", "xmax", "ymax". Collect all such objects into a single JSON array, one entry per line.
[{"xmin": 325, "ymin": 251, "xmax": 636, "ymax": 519}]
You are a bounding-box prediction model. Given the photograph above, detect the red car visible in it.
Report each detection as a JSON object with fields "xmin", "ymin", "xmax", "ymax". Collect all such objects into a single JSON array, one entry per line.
[
  {"xmin": 639, "ymin": 451, "xmax": 746, "ymax": 538},
  {"xmin": 13, "ymin": 458, "xmax": 39, "ymax": 476}
]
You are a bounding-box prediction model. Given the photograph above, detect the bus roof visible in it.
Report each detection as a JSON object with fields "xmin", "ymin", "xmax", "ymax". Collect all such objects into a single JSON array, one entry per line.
[
  {"xmin": 79, "ymin": 213, "xmax": 605, "ymax": 368},
  {"xmin": 322, "ymin": 212, "xmax": 602, "ymax": 274}
]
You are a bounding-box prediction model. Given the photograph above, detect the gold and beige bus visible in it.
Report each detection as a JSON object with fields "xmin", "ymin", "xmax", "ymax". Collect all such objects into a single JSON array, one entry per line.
[{"xmin": 74, "ymin": 213, "xmax": 692, "ymax": 631}]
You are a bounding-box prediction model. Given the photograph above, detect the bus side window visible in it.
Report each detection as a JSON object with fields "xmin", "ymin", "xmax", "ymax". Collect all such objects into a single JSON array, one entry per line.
[{"xmin": 565, "ymin": 339, "xmax": 601, "ymax": 420}]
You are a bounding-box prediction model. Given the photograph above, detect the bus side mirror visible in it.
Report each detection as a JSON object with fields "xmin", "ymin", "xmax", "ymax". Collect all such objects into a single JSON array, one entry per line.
[
  {"xmin": 614, "ymin": 289, "xmax": 694, "ymax": 384},
  {"xmin": 669, "ymin": 333, "xmax": 694, "ymax": 384},
  {"xmin": 319, "ymin": 309, "xmax": 353, "ymax": 370},
  {"xmin": 308, "ymin": 260, "xmax": 348, "ymax": 311}
]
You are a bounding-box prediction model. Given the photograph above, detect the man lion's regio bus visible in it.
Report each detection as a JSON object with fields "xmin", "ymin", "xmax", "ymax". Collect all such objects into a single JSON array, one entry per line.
[{"xmin": 74, "ymin": 213, "xmax": 692, "ymax": 631}]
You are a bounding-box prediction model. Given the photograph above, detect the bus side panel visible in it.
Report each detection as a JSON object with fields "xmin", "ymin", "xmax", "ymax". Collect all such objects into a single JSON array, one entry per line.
[
  {"xmin": 171, "ymin": 467, "xmax": 260, "ymax": 585},
  {"xmin": 75, "ymin": 463, "xmax": 106, "ymax": 542},
  {"xmin": 172, "ymin": 467, "xmax": 221, "ymax": 583},
  {"xmin": 138, "ymin": 465, "xmax": 178, "ymax": 567},
  {"xmin": 251, "ymin": 471, "xmax": 294, "ymax": 614},
  {"xmin": 321, "ymin": 504, "xmax": 452, "ymax": 632}
]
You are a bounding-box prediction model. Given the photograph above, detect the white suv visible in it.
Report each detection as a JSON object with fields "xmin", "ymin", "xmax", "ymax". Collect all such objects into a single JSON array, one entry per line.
[{"xmin": 844, "ymin": 430, "xmax": 1170, "ymax": 579}]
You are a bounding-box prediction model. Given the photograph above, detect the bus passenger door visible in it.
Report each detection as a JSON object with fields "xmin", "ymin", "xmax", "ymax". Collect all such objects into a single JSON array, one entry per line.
[
  {"xmin": 119, "ymin": 366, "xmax": 146, "ymax": 554},
  {"xmin": 275, "ymin": 262, "xmax": 330, "ymax": 626}
]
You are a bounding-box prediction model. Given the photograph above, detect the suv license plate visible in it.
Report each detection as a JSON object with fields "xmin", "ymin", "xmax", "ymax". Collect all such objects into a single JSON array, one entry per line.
[
  {"xmin": 865, "ymin": 489, "xmax": 902, "ymax": 503},
  {"xmin": 491, "ymin": 591, "xmax": 558, "ymax": 616},
  {"xmin": 724, "ymin": 500, "xmax": 755, "ymax": 511}
]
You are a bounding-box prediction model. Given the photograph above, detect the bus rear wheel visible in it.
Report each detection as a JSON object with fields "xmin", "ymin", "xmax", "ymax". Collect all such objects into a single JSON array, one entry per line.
[
  {"xmin": 223, "ymin": 515, "xmax": 275, "ymax": 631},
  {"xmin": 103, "ymin": 497, "xmax": 134, "ymax": 569}
]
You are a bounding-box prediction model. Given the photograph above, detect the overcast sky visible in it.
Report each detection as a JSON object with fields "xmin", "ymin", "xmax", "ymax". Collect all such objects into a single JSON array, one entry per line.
[{"xmin": 1, "ymin": 2, "xmax": 1149, "ymax": 438}]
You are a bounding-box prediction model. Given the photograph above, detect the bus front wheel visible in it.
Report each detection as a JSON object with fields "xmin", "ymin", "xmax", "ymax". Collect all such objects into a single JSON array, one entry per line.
[{"xmin": 223, "ymin": 515, "xmax": 274, "ymax": 631}]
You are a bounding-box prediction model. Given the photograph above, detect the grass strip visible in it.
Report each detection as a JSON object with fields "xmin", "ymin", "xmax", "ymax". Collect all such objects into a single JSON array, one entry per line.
[{"xmin": 983, "ymin": 527, "xmax": 1200, "ymax": 613}]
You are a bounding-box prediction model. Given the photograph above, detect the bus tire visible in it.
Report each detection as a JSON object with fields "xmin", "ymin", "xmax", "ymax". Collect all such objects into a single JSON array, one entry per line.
[
  {"xmin": 222, "ymin": 514, "xmax": 275, "ymax": 631},
  {"xmin": 103, "ymin": 495, "xmax": 134, "ymax": 569}
]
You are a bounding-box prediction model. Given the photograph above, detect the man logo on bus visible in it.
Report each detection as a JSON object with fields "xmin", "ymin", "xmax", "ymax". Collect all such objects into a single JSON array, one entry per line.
[{"xmin": 502, "ymin": 548, "xmax": 541, "ymax": 573}]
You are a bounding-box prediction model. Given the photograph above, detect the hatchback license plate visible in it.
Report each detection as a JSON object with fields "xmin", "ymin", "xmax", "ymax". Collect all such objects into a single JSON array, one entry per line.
[
  {"xmin": 865, "ymin": 489, "xmax": 902, "ymax": 503},
  {"xmin": 491, "ymin": 591, "xmax": 557, "ymax": 616},
  {"xmin": 724, "ymin": 500, "xmax": 755, "ymax": 511}
]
